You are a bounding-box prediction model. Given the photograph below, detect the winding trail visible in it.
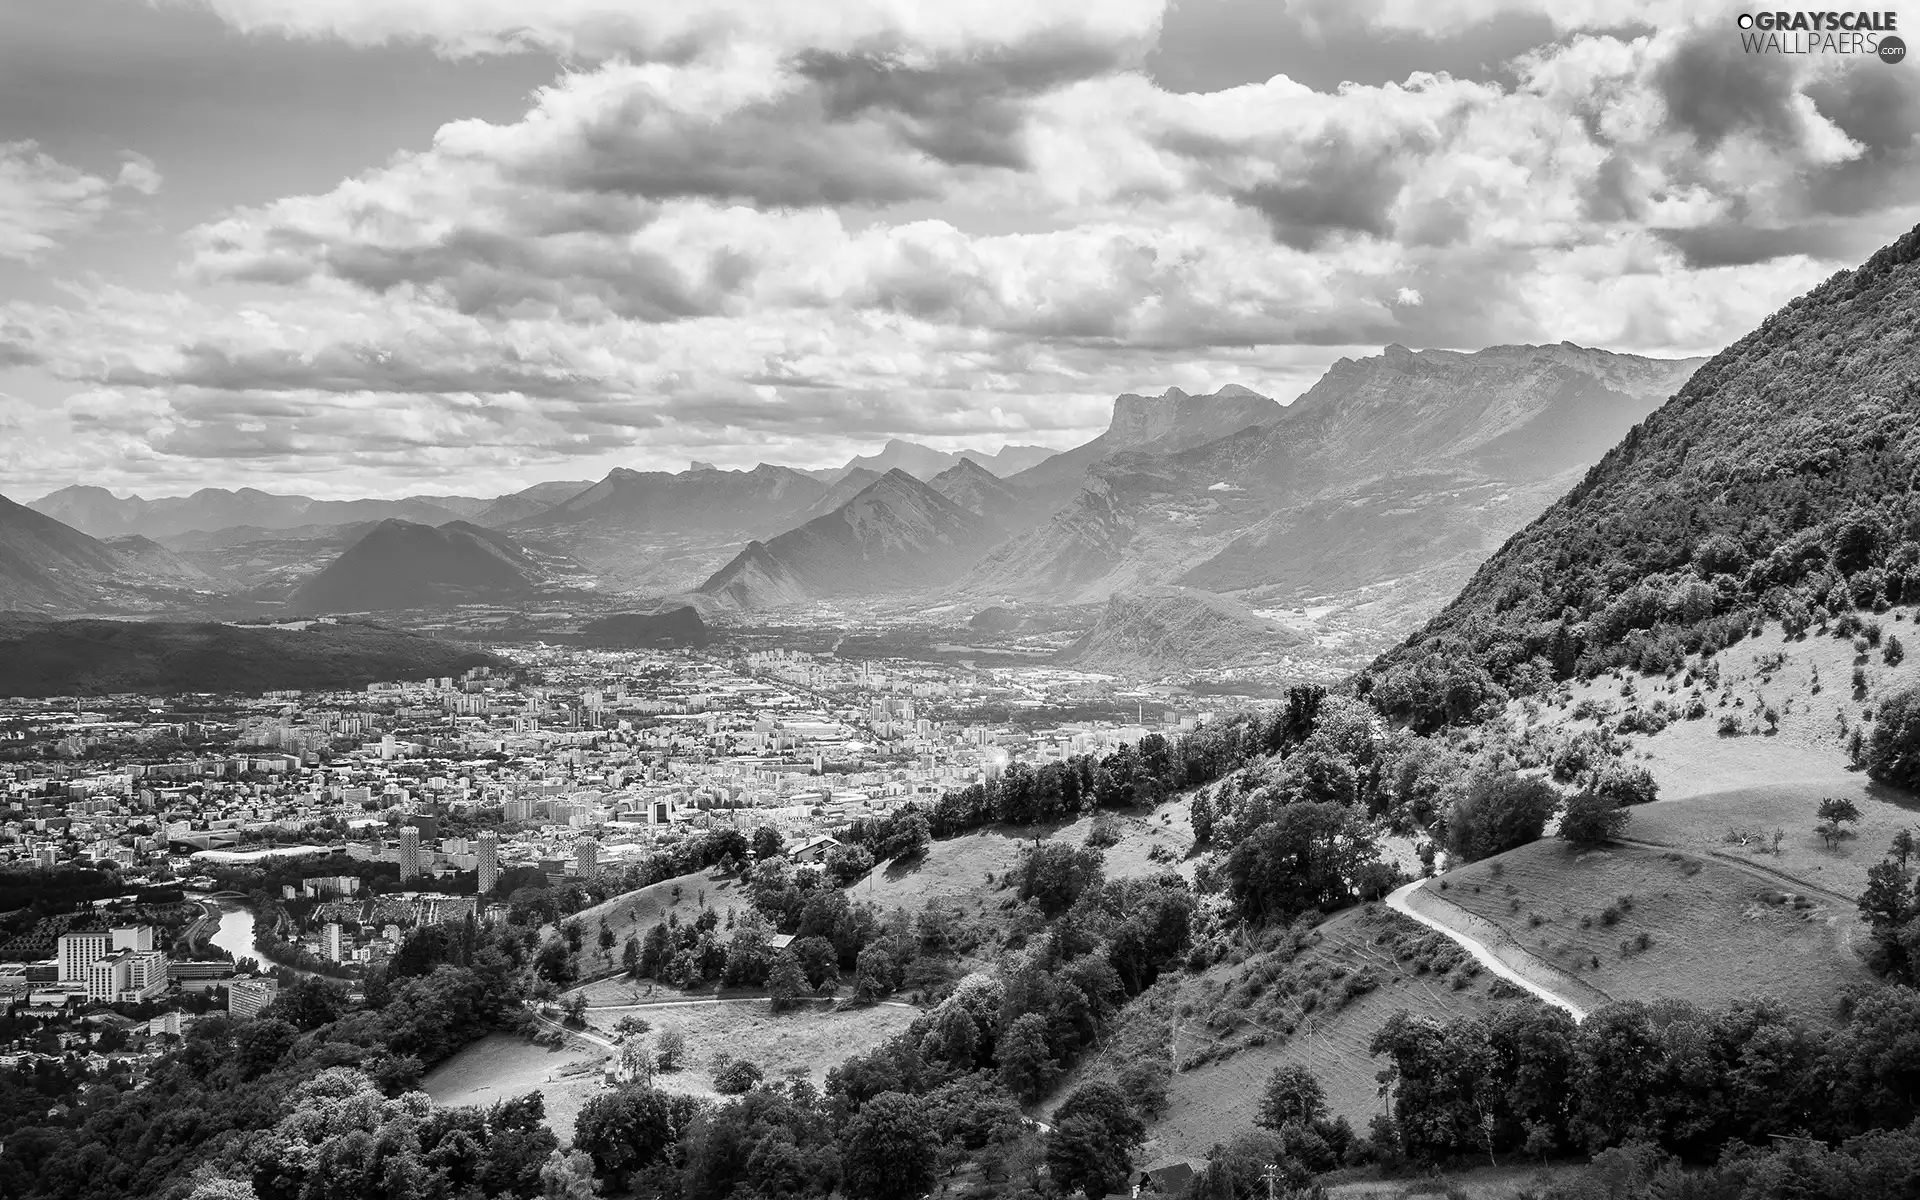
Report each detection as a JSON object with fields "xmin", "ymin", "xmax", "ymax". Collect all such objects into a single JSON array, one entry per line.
[{"xmin": 1385, "ymin": 878, "xmax": 1597, "ymax": 1022}]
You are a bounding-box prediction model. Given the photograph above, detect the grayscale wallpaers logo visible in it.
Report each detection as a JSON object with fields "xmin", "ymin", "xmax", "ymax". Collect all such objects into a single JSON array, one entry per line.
[{"xmin": 1736, "ymin": 11, "xmax": 1905, "ymax": 59}]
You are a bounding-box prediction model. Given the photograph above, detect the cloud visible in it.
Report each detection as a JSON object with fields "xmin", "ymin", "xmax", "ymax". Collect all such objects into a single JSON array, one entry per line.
[
  {"xmin": 13, "ymin": 0, "xmax": 1920, "ymax": 498},
  {"xmin": 166, "ymin": 0, "xmax": 1168, "ymax": 62},
  {"xmin": 0, "ymin": 143, "xmax": 163, "ymax": 262}
]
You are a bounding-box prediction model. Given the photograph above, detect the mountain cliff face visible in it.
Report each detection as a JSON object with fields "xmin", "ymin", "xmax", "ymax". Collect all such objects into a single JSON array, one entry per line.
[
  {"xmin": 1058, "ymin": 588, "xmax": 1308, "ymax": 677},
  {"xmin": 700, "ymin": 469, "xmax": 1005, "ymax": 609},
  {"xmin": 1006, "ymin": 384, "xmax": 1284, "ymax": 508},
  {"xmin": 294, "ymin": 520, "xmax": 539, "ymax": 612},
  {"xmin": 966, "ymin": 345, "xmax": 1701, "ymax": 608},
  {"xmin": 1371, "ymin": 221, "xmax": 1920, "ymax": 718}
]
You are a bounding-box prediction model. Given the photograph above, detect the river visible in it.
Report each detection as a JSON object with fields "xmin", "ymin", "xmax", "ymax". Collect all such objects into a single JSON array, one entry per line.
[
  {"xmin": 193, "ymin": 897, "xmax": 327, "ymax": 980},
  {"xmin": 206, "ymin": 902, "xmax": 257, "ymax": 964}
]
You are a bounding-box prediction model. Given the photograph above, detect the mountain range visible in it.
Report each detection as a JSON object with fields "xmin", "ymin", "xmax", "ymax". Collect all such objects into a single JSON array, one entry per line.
[
  {"xmin": 3, "ymin": 344, "xmax": 1711, "ymax": 675},
  {"xmin": 964, "ymin": 344, "xmax": 1703, "ymax": 615}
]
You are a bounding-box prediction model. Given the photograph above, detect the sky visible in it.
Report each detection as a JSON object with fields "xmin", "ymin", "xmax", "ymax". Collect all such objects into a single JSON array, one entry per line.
[{"xmin": 2, "ymin": 0, "xmax": 1917, "ymax": 501}]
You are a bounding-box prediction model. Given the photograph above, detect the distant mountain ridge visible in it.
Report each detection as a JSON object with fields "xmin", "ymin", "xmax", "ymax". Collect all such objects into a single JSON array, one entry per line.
[
  {"xmin": 699, "ymin": 469, "xmax": 1005, "ymax": 609},
  {"xmin": 30, "ymin": 481, "xmax": 592, "ymax": 540},
  {"xmin": 294, "ymin": 520, "xmax": 541, "ymax": 612},
  {"xmin": 841, "ymin": 439, "xmax": 1057, "ymax": 481},
  {"xmin": 966, "ymin": 344, "xmax": 1703, "ymax": 608}
]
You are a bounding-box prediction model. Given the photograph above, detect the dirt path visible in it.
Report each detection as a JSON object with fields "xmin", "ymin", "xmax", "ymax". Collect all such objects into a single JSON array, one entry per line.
[
  {"xmin": 1614, "ymin": 837, "xmax": 1856, "ymax": 906},
  {"xmin": 1385, "ymin": 879, "xmax": 1605, "ymax": 1021}
]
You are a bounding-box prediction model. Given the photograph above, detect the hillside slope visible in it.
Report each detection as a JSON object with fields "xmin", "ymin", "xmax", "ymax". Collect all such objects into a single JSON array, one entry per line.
[
  {"xmin": 0, "ymin": 494, "xmax": 220, "ymax": 611},
  {"xmin": 1372, "ymin": 222, "xmax": 1920, "ymax": 716},
  {"xmin": 0, "ymin": 617, "xmax": 502, "ymax": 696},
  {"xmin": 1059, "ymin": 588, "xmax": 1308, "ymax": 678}
]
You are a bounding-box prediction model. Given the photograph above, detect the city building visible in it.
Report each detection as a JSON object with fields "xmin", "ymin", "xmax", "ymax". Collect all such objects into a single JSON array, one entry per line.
[
  {"xmin": 478, "ymin": 829, "xmax": 499, "ymax": 895},
  {"xmin": 323, "ymin": 923, "xmax": 344, "ymax": 963},
  {"xmin": 575, "ymin": 838, "xmax": 597, "ymax": 879},
  {"xmin": 398, "ymin": 825, "xmax": 422, "ymax": 881},
  {"xmin": 228, "ymin": 978, "xmax": 279, "ymax": 1018},
  {"xmin": 57, "ymin": 931, "xmax": 110, "ymax": 982}
]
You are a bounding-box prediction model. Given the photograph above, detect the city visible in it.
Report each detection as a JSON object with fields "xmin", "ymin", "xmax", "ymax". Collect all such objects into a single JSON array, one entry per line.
[{"xmin": 0, "ymin": 643, "xmax": 1232, "ymax": 1053}]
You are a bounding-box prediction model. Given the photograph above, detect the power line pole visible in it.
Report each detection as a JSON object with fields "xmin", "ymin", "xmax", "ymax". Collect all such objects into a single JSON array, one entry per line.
[{"xmin": 1261, "ymin": 1162, "xmax": 1279, "ymax": 1200}]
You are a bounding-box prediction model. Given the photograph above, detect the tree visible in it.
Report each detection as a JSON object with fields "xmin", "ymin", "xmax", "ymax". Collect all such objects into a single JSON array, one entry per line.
[
  {"xmin": 563, "ymin": 921, "xmax": 585, "ymax": 954},
  {"xmin": 1047, "ymin": 1082, "xmax": 1146, "ymax": 1200},
  {"xmin": 997, "ymin": 1012, "xmax": 1059, "ymax": 1102},
  {"xmin": 621, "ymin": 935, "xmax": 640, "ymax": 979},
  {"xmin": 881, "ymin": 812, "xmax": 932, "ymax": 862},
  {"xmin": 1256, "ymin": 1064, "xmax": 1328, "ymax": 1131},
  {"xmin": 751, "ymin": 826, "xmax": 785, "ymax": 862},
  {"xmin": 1866, "ymin": 682, "xmax": 1920, "ymax": 789},
  {"xmin": 1818, "ymin": 796, "xmax": 1863, "ymax": 848},
  {"xmin": 654, "ymin": 1024, "xmax": 685, "ymax": 1072},
  {"xmin": 539, "ymin": 1149, "xmax": 600, "ymax": 1200},
  {"xmin": 767, "ymin": 948, "xmax": 809, "ymax": 1011},
  {"xmin": 790, "ymin": 935, "xmax": 840, "ymax": 991},
  {"xmin": 825, "ymin": 843, "xmax": 876, "ymax": 887},
  {"xmin": 1222, "ymin": 801, "xmax": 1378, "ymax": 922},
  {"xmin": 842, "ymin": 1092, "xmax": 937, "ymax": 1200},
  {"xmin": 1442, "ymin": 773, "xmax": 1560, "ymax": 863},
  {"xmin": 853, "ymin": 944, "xmax": 894, "ymax": 1002},
  {"xmin": 1558, "ymin": 792, "xmax": 1630, "ymax": 847},
  {"xmin": 572, "ymin": 1085, "xmax": 675, "ymax": 1188}
]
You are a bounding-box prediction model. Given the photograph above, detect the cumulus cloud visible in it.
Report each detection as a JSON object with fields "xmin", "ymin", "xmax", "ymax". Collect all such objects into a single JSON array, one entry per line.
[
  {"xmin": 9, "ymin": 0, "xmax": 1919, "ymax": 495},
  {"xmin": 0, "ymin": 143, "xmax": 162, "ymax": 262},
  {"xmin": 166, "ymin": 0, "xmax": 1168, "ymax": 62}
]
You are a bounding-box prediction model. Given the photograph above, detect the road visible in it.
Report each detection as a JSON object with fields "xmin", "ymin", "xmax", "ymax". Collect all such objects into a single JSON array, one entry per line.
[{"xmin": 1384, "ymin": 878, "xmax": 1592, "ymax": 1022}]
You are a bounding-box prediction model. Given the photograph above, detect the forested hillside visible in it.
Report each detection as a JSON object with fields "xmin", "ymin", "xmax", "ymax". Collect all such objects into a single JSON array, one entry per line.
[{"xmin": 1369, "ymin": 222, "xmax": 1920, "ymax": 730}]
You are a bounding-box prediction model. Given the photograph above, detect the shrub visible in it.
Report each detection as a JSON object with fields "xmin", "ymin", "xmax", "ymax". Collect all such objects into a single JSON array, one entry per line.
[
  {"xmin": 712, "ymin": 1056, "xmax": 764, "ymax": 1094},
  {"xmin": 1440, "ymin": 773, "xmax": 1560, "ymax": 863},
  {"xmin": 1717, "ymin": 714, "xmax": 1743, "ymax": 737},
  {"xmin": 1559, "ymin": 792, "xmax": 1629, "ymax": 846},
  {"xmin": 1594, "ymin": 763, "xmax": 1659, "ymax": 807}
]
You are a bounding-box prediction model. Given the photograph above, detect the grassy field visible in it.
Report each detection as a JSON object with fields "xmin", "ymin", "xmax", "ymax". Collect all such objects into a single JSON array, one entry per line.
[
  {"xmin": 422, "ymin": 1032, "xmax": 608, "ymax": 1145},
  {"xmin": 1431, "ymin": 840, "xmax": 1873, "ymax": 1023},
  {"xmin": 1526, "ymin": 615, "xmax": 1920, "ymax": 897},
  {"xmin": 582, "ymin": 999, "xmax": 920, "ymax": 1100},
  {"xmin": 1054, "ymin": 903, "xmax": 1508, "ymax": 1163}
]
